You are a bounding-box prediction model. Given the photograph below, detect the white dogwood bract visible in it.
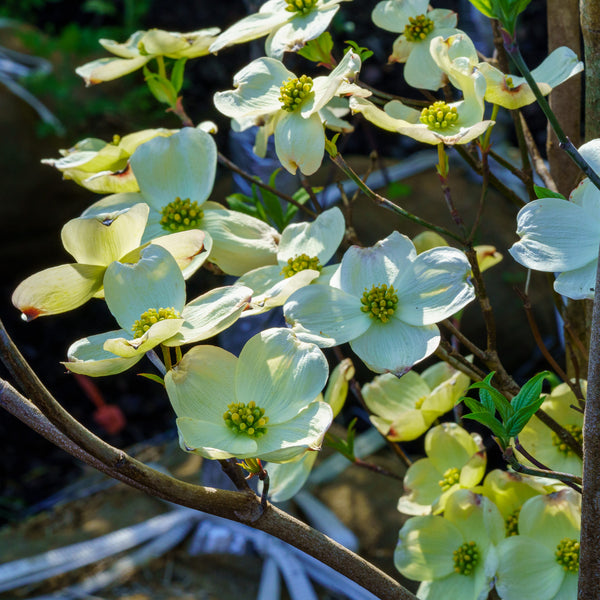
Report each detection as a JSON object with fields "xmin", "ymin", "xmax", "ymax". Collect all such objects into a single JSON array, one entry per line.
[
  {"xmin": 64, "ymin": 245, "xmax": 252, "ymax": 376},
  {"xmin": 213, "ymin": 51, "xmax": 365, "ymax": 175},
  {"xmin": 165, "ymin": 328, "xmax": 332, "ymax": 462},
  {"xmin": 209, "ymin": 0, "xmax": 349, "ymax": 59},
  {"xmin": 237, "ymin": 206, "xmax": 345, "ymax": 314},
  {"xmin": 284, "ymin": 231, "xmax": 475, "ymax": 375}
]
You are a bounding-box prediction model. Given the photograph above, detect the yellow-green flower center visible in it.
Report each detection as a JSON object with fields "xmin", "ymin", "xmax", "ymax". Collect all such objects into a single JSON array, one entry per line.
[
  {"xmin": 555, "ymin": 538, "xmax": 579, "ymax": 573},
  {"xmin": 414, "ymin": 396, "xmax": 426, "ymax": 409},
  {"xmin": 551, "ymin": 424, "xmax": 583, "ymax": 456},
  {"xmin": 285, "ymin": 0, "xmax": 318, "ymax": 14},
  {"xmin": 160, "ymin": 197, "xmax": 204, "ymax": 232},
  {"xmin": 438, "ymin": 466, "xmax": 460, "ymax": 491},
  {"xmin": 281, "ymin": 253, "xmax": 322, "ymax": 278},
  {"xmin": 404, "ymin": 14, "xmax": 435, "ymax": 42},
  {"xmin": 224, "ymin": 401, "xmax": 269, "ymax": 438},
  {"xmin": 505, "ymin": 76, "xmax": 515, "ymax": 90},
  {"xmin": 420, "ymin": 101, "xmax": 459, "ymax": 130},
  {"xmin": 111, "ymin": 134, "xmax": 121, "ymax": 145},
  {"xmin": 279, "ymin": 75, "xmax": 314, "ymax": 112},
  {"xmin": 453, "ymin": 541, "xmax": 480, "ymax": 575},
  {"xmin": 505, "ymin": 508, "xmax": 520, "ymax": 536},
  {"xmin": 131, "ymin": 307, "xmax": 180, "ymax": 338},
  {"xmin": 360, "ymin": 284, "xmax": 398, "ymax": 323}
]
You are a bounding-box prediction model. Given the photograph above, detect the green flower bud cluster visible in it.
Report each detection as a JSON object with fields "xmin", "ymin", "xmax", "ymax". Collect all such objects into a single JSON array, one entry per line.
[
  {"xmin": 285, "ymin": 0, "xmax": 318, "ymax": 14},
  {"xmin": 160, "ymin": 197, "xmax": 204, "ymax": 232},
  {"xmin": 280, "ymin": 253, "xmax": 322, "ymax": 278},
  {"xmin": 420, "ymin": 101, "xmax": 459, "ymax": 130},
  {"xmin": 360, "ymin": 283, "xmax": 398, "ymax": 323},
  {"xmin": 453, "ymin": 541, "xmax": 480, "ymax": 575},
  {"xmin": 551, "ymin": 424, "xmax": 583, "ymax": 456},
  {"xmin": 438, "ymin": 466, "xmax": 460, "ymax": 492},
  {"xmin": 132, "ymin": 307, "xmax": 181, "ymax": 338},
  {"xmin": 279, "ymin": 75, "xmax": 314, "ymax": 112},
  {"xmin": 555, "ymin": 538, "xmax": 580, "ymax": 573},
  {"xmin": 404, "ymin": 14, "xmax": 435, "ymax": 42},
  {"xmin": 505, "ymin": 508, "xmax": 520, "ymax": 536},
  {"xmin": 224, "ymin": 401, "xmax": 269, "ymax": 438}
]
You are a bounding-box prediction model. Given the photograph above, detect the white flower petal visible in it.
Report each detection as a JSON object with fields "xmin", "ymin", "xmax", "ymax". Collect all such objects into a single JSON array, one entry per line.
[
  {"xmin": 339, "ymin": 231, "xmax": 416, "ymax": 297},
  {"xmin": 396, "ymin": 246, "xmax": 474, "ymax": 325},
  {"xmin": 274, "ymin": 110, "xmax": 325, "ymax": 175},
  {"xmin": 213, "ymin": 57, "xmax": 291, "ymax": 120},
  {"xmin": 103, "ymin": 245, "xmax": 186, "ymax": 330},
  {"xmin": 510, "ymin": 197, "xmax": 600, "ymax": 271},
  {"xmin": 278, "ymin": 206, "xmax": 345, "ymax": 264},
  {"xmin": 75, "ymin": 55, "xmax": 151, "ymax": 85},
  {"xmin": 350, "ymin": 319, "xmax": 440, "ymax": 375},
  {"xmin": 554, "ymin": 260, "xmax": 597, "ymax": 300},
  {"xmin": 64, "ymin": 331, "xmax": 143, "ymax": 376},
  {"xmin": 265, "ymin": 6, "xmax": 339, "ymax": 59},
  {"xmin": 176, "ymin": 417, "xmax": 258, "ymax": 460},
  {"xmin": 209, "ymin": 11, "xmax": 291, "ymax": 54},
  {"xmin": 284, "ymin": 284, "xmax": 372, "ymax": 346},
  {"xmin": 255, "ymin": 401, "xmax": 333, "ymax": 462},
  {"xmin": 372, "ymin": 0, "xmax": 429, "ymax": 33},
  {"xmin": 130, "ymin": 128, "xmax": 217, "ymax": 210},
  {"xmin": 164, "ymin": 285, "xmax": 252, "ymax": 346},
  {"xmin": 579, "ymin": 138, "xmax": 600, "ymax": 176},
  {"xmin": 103, "ymin": 318, "xmax": 184, "ymax": 358},
  {"xmin": 166, "ymin": 345, "xmax": 237, "ymax": 420},
  {"xmin": 235, "ymin": 328, "xmax": 329, "ymax": 423}
]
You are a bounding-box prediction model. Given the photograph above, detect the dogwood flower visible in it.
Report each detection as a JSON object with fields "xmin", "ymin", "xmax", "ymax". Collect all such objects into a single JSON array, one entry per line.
[
  {"xmin": 237, "ymin": 206, "xmax": 345, "ymax": 315},
  {"xmin": 64, "ymin": 245, "xmax": 252, "ymax": 377},
  {"xmin": 12, "ymin": 203, "xmax": 208, "ymax": 320},
  {"xmin": 362, "ymin": 361, "xmax": 470, "ymax": 442},
  {"xmin": 480, "ymin": 469, "xmax": 547, "ymax": 537},
  {"xmin": 515, "ymin": 382, "xmax": 584, "ymax": 478},
  {"xmin": 372, "ymin": 0, "xmax": 463, "ymax": 90},
  {"xmin": 433, "ymin": 34, "xmax": 583, "ymax": 109},
  {"xmin": 76, "ymin": 28, "xmax": 220, "ymax": 85},
  {"xmin": 349, "ymin": 37, "xmax": 493, "ymax": 145},
  {"xmin": 41, "ymin": 128, "xmax": 175, "ymax": 194},
  {"xmin": 209, "ymin": 0, "xmax": 349, "ymax": 60},
  {"xmin": 284, "ymin": 231, "xmax": 474, "ymax": 375},
  {"xmin": 80, "ymin": 127, "xmax": 280, "ymax": 276},
  {"xmin": 394, "ymin": 490, "xmax": 505, "ymax": 600},
  {"xmin": 495, "ymin": 490, "xmax": 581, "ymax": 600},
  {"xmin": 509, "ymin": 139, "xmax": 600, "ymax": 300},
  {"xmin": 213, "ymin": 51, "xmax": 366, "ymax": 175},
  {"xmin": 397, "ymin": 423, "xmax": 486, "ymax": 515},
  {"xmin": 165, "ymin": 327, "xmax": 332, "ymax": 462}
]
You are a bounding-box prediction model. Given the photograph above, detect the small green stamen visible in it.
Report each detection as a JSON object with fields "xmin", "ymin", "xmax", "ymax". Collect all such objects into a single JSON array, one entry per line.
[
  {"xmin": 360, "ymin": 284, "xmax": 398, "ymax": 323},
  {"xmin": 281, "ymin": 253, "xmax": 322, "ymax": 278},
  {"xmin": 131, "ymin": 307, "xmax": 180, "ymax": 338},
  {"xmin": 505, "ymin": 508, "xmax": 520, "ymax": 536},
  {"xmin": 279, "ymin": 75, "xmax": 314, "ymax": 112},
  {"xmin": 414, "ymin": 396, "xmax": 426, "ymax": 409},
  {"xmin": 420, "ymin": 101, "xmax": 459, "ymax": 131},
  {"xmin": 505, "ymin": 76, "xmax": 515, "ymax": 90},
  {"xmin": 111, "ymin": 134, "xmax": 121, "ymax": 145},
  {"xmin": 555, "ymin": 538, "xmax": 579, "ymax": 573},
  {"xmin": 551, "ymin": 424, "xmax": 583, "ymax": 456},
  {"xmin": 404, "ymin": 14, "xmax": 435, "ymax": 42},
  {"xmin": 438, "ymin": 466, "xmax": 460, "ymax": 492},
  {"xmin": 453, "ymin": 541, "xmax": 480, "ymax": 575},
  {"xmin": 224, "ymin": 401, "xmax": 269, "ymax": 438},
  {"xmin": 160, "ymin": 197, "xmax": 204, "ymax": 232},
  {"xmin": 284, "ymin": 0, "xmax": 318, "ymax": 14}
]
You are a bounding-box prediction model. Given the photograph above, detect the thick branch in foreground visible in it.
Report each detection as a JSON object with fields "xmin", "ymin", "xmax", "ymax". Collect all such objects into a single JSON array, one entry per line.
[{"xmin": 0, "ymin": 324, "xmax": 414, "ymax": 600}]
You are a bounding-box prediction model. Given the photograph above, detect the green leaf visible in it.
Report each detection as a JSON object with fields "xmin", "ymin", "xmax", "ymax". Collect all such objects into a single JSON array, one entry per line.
[
  {"xmin": 467, "ymin": 0, "xmax": 496, "ymax": 19},
  {"xmin": 138, "ymin": 372, "xmax": 164, "ymax": 386},
  {"xmin": 510, "ymin": 371, "xmax": 551, "ymax": 413},
  {"xmin": 505, "ymin": 396, "xmax": 545, "ymax": 438},
  {"xmin": 143, "ymin": 66, "xmax": 177, "ymax": 107},
  {"xmin": 324, "ymin": 418, "xmax": 358, "ymax": 461},
  {"xmin": 386, "ymin": 181, "xmax": 412, "ymax": 199},
  {"xmin": 297, "ymin": 32, "xmax": 334, "ymax": 64},
  {"xmin": 170, "ymin": 58, "xmax": 188, "ymax": 94},
  {"xmin": 225, "ymin": 194, "xmax": 259, "ymax": 218},
  {"xmin": 343, "ymin": 40, "xmax": 373, "ymax": 62},
  {"xmin": 534, "ymin": 185, "xmax": 567, "ymax": 200},
  {"xmin": 462, "ymin": 397, "xmax": 488, "ymax": 413},
  {"xmin": 462, "ymin": 412, "xmax": 509, "ymax": 447},
  {"xmin": 470, "ymin": 374, "xmax": 513, "ymax": 422}
]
